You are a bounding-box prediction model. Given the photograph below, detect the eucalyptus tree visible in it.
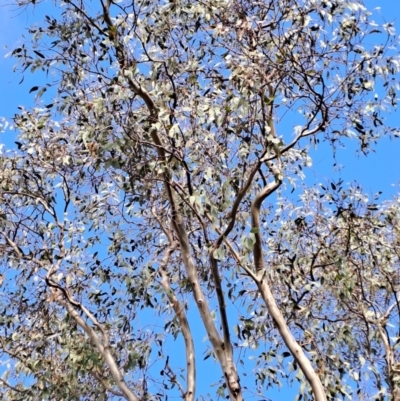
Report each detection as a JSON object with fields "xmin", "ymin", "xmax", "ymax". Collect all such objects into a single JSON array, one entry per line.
[{"xmin": 0, "ymin": 0, "xmax": 399, "ymax": 400}]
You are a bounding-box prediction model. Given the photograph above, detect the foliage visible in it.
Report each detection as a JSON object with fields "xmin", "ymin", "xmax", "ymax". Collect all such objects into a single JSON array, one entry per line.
[{"xmin": 0, "ymin": 0, "xmax": 400, "ymax": 400}]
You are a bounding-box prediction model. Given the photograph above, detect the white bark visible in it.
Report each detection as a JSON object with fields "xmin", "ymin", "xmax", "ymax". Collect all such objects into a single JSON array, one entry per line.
[
  {"xmin": 59, "ymin": 298, "xmax": 141, "ymax": 401},
  {"xmin": 154, "ymin": 212, "xmax": 196, "ymax": 401},
  {"xmin": 250, "ymin": 167, "xmax": 327, "ymax": 401}
]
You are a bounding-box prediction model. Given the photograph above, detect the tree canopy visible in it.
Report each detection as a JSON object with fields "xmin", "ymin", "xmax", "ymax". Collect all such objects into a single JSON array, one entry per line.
[{"xmin": 1, "ymin": 0, "xmax": 400, "ymax": 400}]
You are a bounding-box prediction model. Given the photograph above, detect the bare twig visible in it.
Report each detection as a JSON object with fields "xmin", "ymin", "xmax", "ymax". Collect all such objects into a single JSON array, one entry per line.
[
  {"xmin": 0, "ymin": 378, "xmax": 29, "ymax": 394},
  {"xmin": 92, "ymin": 372, "xmax": 125, "ymax": 397}
]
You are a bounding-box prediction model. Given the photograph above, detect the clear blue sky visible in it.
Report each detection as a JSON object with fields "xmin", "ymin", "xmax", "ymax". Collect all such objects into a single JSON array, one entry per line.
[{"xmin": 0, "ymin": 1, "xmax": 399, "ymax": 400}]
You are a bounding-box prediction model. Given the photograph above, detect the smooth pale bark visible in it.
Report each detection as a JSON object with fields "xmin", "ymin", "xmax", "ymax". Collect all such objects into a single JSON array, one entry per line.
[
  {"xmin": 364, "ymin": 303, "xmax": 400, "ymax": 401},
  {"xmin": 250, "ymin": 171, "xmax": 327, "ymax": 401},
  {"xmin": 255, "ymin": 279, "xmax": 327, "ymax": 401},
  {"xmin": 159, "ymin": 265, "xmax": 196, "ymax": 401},
  {"xmin": 172, "ymin": 216, "xmax": 243, "ymax": 400},
  {"xmin": 60, "ymin": 298, "xmax": 141, "ymax": 401},
  {"xmin": 154, "ymin": 212, "xmax": 196, "ymax": 401}
]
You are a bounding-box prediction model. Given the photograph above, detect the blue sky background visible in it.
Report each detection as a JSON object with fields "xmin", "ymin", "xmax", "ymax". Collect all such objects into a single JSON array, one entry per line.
[{"xmin": 0, "ymin": 1, "xmax": 399, "ymax": 400}]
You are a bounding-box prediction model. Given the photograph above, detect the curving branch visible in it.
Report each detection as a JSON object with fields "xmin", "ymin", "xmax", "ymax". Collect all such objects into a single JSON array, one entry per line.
[
  {"xmin": 376, "ymin": 322, "xmax": 399, "ymax": 399},
  {"xmin": 208, "ymin": 255, "xmax": 239, "ymax": 397},
  {"xmin": 213, "ymin": 162, "xmax": 260, "ymax": 249},
  {"xmin": 0, "ymin": 378, "xmax": 29, "ymax": 395},
  {"xmin": 363, "ymin": 306, "xmax": 400, "ymax": 400},
  {"xmin": 0, "ymin": 230, "xmax": 23, "ymax": 259},
  {"xmin": 250, "ymin": 161, "xmax": 327, "ymax": 401},
  {"xmin": 164, "ymin": 360, "xmax": 186, "ymax": 399},
  {"xmin": 51, "ymin": 289, "xmax": 141, "ymax": 401},
  {"xmin": 56, "ymin": 292, "xmax": 140, "ymax": 401},
  {"xmin": 153, "ymin": 209, "xmax": 196, "ymax": 401}
]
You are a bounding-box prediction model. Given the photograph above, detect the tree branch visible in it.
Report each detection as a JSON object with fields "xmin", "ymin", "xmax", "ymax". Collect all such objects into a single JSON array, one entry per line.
[
  {"xmin": 250, "ymin": 160, "xmax": 327, "ymax": 401},
  {"xmin": 92, "ymin": 372, "xmax": 125, "ymax": 398},
  {"xmin": 0, "ymin": 378, "xmax": 29, "ymax": 394},
  {"xmin": 153, "ymin": 209, "xmax": 196, "ymax": 401},
  {"xmin": 55, "ymin": 291, "xmax": 141, "ymax": 401}
]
